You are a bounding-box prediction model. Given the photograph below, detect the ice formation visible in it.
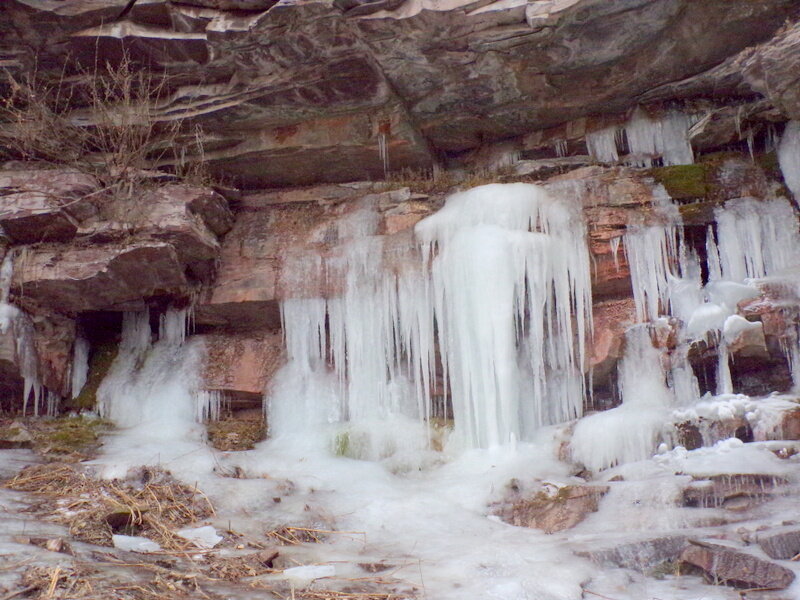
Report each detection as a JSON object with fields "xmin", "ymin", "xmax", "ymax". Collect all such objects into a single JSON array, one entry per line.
[
  {"xmin": 586, "ymin": 126, "xmax": 620, "ymax": 163},
  {"xmin": 714, "ymin": 197, "xmax": 800, "ymax": 280},
  {"xmin": 71, "ymin": 336, "xmax": 90, "ymax": 399},
  {"xmin": 624, "ymin": 109, "xmax": 695, "ymax": 167},
  {"xmin": 585, "ymin": 110, "xmax": 696, "ymax": 167},
  {"xmin": 268, "ymin": 183, "xmax": 592, "ymax": 450},
  {"xmin": 778, "ymin": 120, "xmax": 800, "ymax": 204},
  {"xmin": 97, "ymin": 308, "xmax": 216, "ymax": 433},
  {"xmin": 622, "ymin": 189, "xmax": 683, "ymax": 321},
  {"xmin": 0, "ymin": 251, "xmax": 48, "ymax": 415},
  {"xmin": 570, "ymin": 326, "xmax": 672, "ymax": 471}
]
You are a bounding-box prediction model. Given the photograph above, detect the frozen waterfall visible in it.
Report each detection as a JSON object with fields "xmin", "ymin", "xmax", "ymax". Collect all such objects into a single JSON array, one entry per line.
[{"xmin": 268, "ymin": 183, "xmax": 593, "ymax": 450}]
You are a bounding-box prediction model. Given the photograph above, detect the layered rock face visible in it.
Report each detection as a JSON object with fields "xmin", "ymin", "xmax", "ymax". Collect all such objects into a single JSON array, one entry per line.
[{"xmin": 1, "ymin": 0, "xmax": 798, "ymax": 186}]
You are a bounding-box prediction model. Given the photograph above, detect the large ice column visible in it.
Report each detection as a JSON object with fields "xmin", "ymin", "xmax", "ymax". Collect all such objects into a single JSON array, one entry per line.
[
  {"xmin": 97, "ymin": 308, "xmax": 214, "ymax": 434},
  {"xmin": 416, "ymin": 183, "xmax": 592, "ymax": 447},
  {"xmin": 570, "ymin": 326, "xmax": 672, "ymax": 471},
  {"xmin": 715, "ymin": 197, "xmax": 800, "ymax": 281},
  {"xmin": 778, "ymin": 121, "xmax": 800, "ymax": 205},
  {"xmin": 586, "ymin": 127, "xmax": 620, "ymax": 163}
]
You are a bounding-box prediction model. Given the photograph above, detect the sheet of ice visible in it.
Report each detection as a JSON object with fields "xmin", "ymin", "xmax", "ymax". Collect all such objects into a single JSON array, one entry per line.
[
  {"xmin": 282, "ymin": 564, "xmax": 336, "ymax": 585},
  {"xmin": 778, "ymin": 120, "xmax": 800, "ymax": 204},
  {"xmin": 571, "ymin": 326, "xmax": 672, "ymax": 471},
  {"xmin": 0, "ymin": 251, "xmax": 13, "ymax": 304},
  {"xmin": 624, "ymin": 222, "xmax": 681, "ymax": 321},
  {"xmin": 112, "ymin": 534, "xmax": 162, "ymax": 553},
  {"xmin": 93, "ymin": 308, "xmax": 218, "ymax": 479},
  {"xmin": 175, "ymin": 525, "xmax": 222, "ymax": 549}
]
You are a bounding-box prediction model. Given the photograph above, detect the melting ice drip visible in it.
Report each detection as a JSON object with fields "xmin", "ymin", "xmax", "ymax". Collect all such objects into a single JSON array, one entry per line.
[
  {"xmin": 97, "ymin": 308, "xmax": 218, "ymax": 433},
  {"xmin": 0, "ymin": 251, "xmax": 50, "ymax": 415},
  {"xmin": 270, "ymin": 183, "xmax": 592, "ymax": 450}
]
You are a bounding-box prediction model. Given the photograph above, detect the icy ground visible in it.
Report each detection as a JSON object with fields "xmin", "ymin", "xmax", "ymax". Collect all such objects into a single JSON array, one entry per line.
[{"xmin": 4, "ymin": 416, "xmax": 800, "ymax": 600}]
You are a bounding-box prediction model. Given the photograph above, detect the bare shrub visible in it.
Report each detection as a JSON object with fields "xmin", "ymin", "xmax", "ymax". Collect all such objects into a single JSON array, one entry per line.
[{"xmin": 0, "ymin": 54, "xmax": 210, "ymax": 204}]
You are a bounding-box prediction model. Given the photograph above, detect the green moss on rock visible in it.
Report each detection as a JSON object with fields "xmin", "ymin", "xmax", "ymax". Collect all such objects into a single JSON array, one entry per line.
[
  {"xmin": 649, "ymin": 164, "xmax": 708, "ymax": 199},
  {"xmin": 67, "ymin": 341, "xmax": 119, "ymax": 412}
]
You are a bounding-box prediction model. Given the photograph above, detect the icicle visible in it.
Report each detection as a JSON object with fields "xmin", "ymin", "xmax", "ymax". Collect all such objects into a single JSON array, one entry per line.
[
  {"xmin": 554, "ymin": 139, "xmax": 568, "ymax": 158},
  {"xmin": 586, "ymin": 127, "xmax": 619, "ymax": 163},
  {"xmin": 778, "ymin": 121, "xmax": 800, "ymax": 205},
  {"xmin": 195, "ymin": 389, "xmax": 223, "ymax": 422},
  {"xmin": 609, "ymin": 236, "xmax": 621, "ymax": 271},
  {"xmin": 705, "ymin": 226, "xmax": 722, "ymax": 283},
  {"xmin": 159, "ymin": 307, "xmax": 189, "ymax": 345},
  {"xmin": 624, "ymin": 108, "xmax": 694, "ymax": 167},
  {"xmin": 624, "ymin": 223, "xmax": 681, "ymax": 321},
  {"xmin": 71, "ymin": 336, "xmax": 90, "ymax": 399},
  {"xmin": 715, "ymin": 197, "xmax": 800, "ymax": 281}
]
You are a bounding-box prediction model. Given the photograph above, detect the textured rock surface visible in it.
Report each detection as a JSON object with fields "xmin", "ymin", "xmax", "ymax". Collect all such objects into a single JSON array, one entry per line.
[
  {"xmin": 680, "ymin": 541, "xmax": 795, "ymax": 589},
  {"xmin": 1, "ymin": 0, "xmax": 798, "ymax": 187},
  {"xmin": 201, "ymin": 332, "xmax": 284, "ymax": 405},
  {"xmin": 757, "ymin": 527, "xmax": 800, "ymax": 560},
  {"xmin": 12, "ymin": 242, "xmax": 189, "ymax": 314}
]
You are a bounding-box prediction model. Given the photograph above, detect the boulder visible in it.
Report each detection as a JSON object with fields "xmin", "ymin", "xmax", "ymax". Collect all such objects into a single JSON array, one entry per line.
[
  {"xmin": 577, "ymin": 535, "xmax": 689, "ymax": 572},
  {"xmin": 493, "ymin": 483, "xmax": 609, "ymax": 534},
  {"xmin": 0, "ymin": 192, "xmax": 79, "ymax": 243},
  {"xmin": 680, "ymin": 541, "xmax": 795, "ymax": 589},
  {"xmin": 0, "ymin": 167, "xmax": 101, "ymax": 242}
]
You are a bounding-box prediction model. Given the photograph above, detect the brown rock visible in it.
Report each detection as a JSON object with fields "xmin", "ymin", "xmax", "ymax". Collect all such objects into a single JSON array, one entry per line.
[
  {"xmin": 494, "ymin": 484, "xmax": 609, "ymax": 534},
  {"xmin": 683, "ymin": 474, "xmax": 787, "ymax": 510},
  {"xmin": 577, "ymin": 535, "xmax": 689, "ymax": 572},
  {"xmin": 588, "ymin": 298, "xmax": 636, "ymax": 381},
  {"xmin": 0, "ymin": 192, "xmax": 79, "ymax": 243},
  {"xmin": 680, "ymin": 541, "xmax": 795, "ymax": 589},
  {"xmin": 201, "ymin": 332, "xmax": 284, "ymax": 407},
  {"xmin": 743, "ymin": 21, "xmax": 800, "ymax": 120},
  {"xmin": 1, "ymin": 0, "xmax": 793, "ymax": 186},
  {"xmin": 11, "ymin": 242, "xmax": 189, "ymax": 314},
  {"xmin": 138, "ymin": 186, "xmax": 223, "ymax": 280},
  {"xmin": 757, "ymin": 527, "xmax": 800, "ymax": 560}
]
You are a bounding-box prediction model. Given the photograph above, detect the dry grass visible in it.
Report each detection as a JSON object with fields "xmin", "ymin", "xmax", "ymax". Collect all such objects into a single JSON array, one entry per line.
[
  {"xmin": 206, "ymin": 416, "xmax": 266, "ymax": 451},
  {"xmin": 265, "ymin": 526, "xmax": 333, "ymax": 546},
  {"xmin": 274, "ymin": 589, "xmax": 397, "ymax": 600},
  {"xmin": 18, "ymin": 563, "xmax": 220, "ymax": 600},
  {"xmin": 0, "ymin": 53, "xmax": 211, "ymax": 213},
  {"xmin": 5, "ymin": 463, "xmax": 214, "ymax": 550},
  {"xmin": 205, "ymin": 549, "xmax": 280, "ymax": 581}
]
